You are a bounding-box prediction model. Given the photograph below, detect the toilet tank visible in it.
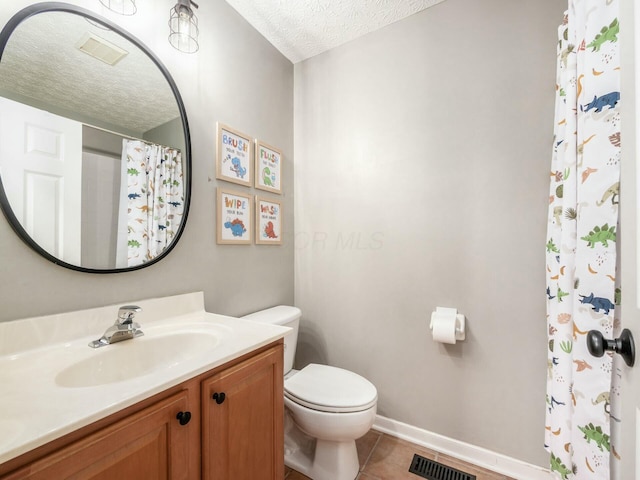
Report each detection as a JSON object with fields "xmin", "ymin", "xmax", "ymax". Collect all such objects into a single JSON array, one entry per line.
[{"xmin": 242, "ymin": 306, "xmax": 300, "ymax": 374}]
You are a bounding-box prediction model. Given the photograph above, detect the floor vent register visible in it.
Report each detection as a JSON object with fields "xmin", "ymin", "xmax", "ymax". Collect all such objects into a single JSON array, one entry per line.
[{"xmin": 409, "ymin": 454, "xmax": 477, "ymax": 480}]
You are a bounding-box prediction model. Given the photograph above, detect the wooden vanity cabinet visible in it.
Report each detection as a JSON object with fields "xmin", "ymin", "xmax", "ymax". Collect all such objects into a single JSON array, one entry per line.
[
  {"xmin": 2, "ymin": 389, "xmax": 196, "ymax": 480},
  {"xmin": 201, "ymin": 345, "xmax": 284, "ymax": 480},
  {"xmin": 0, "ymin": 342, "xmax": 284, "ymax": 480}
]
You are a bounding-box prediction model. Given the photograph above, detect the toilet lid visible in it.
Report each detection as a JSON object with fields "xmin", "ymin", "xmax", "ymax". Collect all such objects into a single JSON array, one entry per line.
[{"xmin": 284, "ymin": 364, "xmax": 377, "ymax": 413}]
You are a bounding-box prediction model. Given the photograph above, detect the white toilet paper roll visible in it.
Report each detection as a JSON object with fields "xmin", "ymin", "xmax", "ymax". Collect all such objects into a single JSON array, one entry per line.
[
  {"xmin": 431, "ymin": 315, "xmax": 457, "ymax": 344},
  {"xmin": 430, "ymin": 307, "xmax": 464, "ymax": 344}
]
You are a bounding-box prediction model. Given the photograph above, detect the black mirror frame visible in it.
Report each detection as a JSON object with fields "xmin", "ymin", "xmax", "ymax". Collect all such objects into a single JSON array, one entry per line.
[{"xmin": 0, "ymin": 2, "xmax": 192, "ymax": 274}]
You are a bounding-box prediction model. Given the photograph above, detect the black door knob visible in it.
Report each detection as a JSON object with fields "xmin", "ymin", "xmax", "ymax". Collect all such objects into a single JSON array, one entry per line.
[
  {"xmin": 587, "ymin": 328, "xmax": 635, "ymax": 367},
  {"xmin": 212, "ymin": 392, "xmax": 226, "ymax": 404},
  {"xmin": 176, "ymin": 411, "xmax": 191, "ymax": 425}
]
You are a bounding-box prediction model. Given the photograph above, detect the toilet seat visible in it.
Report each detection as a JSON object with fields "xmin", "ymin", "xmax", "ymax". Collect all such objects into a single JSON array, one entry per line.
[{"xmin": 284, "ymin": 364, "xmax": 377, "ymax": 413}]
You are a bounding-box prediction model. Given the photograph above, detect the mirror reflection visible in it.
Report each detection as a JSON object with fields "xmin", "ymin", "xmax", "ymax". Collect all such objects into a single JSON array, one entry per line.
[{"xmin": 0, "ymin": 7, "xmax": 188, "ymax": 271}]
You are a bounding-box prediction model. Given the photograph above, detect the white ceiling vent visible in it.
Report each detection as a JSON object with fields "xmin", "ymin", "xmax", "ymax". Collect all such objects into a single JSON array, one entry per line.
[{"xmin": 75, "ymin": 33, "xmax": 128, "ymax": 66}]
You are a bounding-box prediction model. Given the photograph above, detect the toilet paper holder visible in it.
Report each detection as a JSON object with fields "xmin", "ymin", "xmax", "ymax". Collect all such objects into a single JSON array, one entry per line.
[{"xmin": 429, "ymin": 307, "xmax": 466, "ymax": 343}]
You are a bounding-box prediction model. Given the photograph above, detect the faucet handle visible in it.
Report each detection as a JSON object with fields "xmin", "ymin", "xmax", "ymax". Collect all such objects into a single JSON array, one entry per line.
[{"xmin": 117, "ymin": 305, "xmax": 142, "ymax": 324}]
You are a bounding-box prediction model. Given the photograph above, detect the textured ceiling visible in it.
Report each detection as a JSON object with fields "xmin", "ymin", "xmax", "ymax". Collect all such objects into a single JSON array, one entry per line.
[
  {"xmin": 0, "ymin": 11, "xmax": 179, "ymax": 135},
  {"xmin": 224, "ymin": 0, "xmax": 447, "ymax": 63}
]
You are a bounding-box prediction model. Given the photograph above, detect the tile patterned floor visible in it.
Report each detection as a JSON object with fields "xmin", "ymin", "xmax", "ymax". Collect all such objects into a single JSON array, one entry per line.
[{"xmin": 284, "ymin": 430, "xmax": 516, "ymax": 480}]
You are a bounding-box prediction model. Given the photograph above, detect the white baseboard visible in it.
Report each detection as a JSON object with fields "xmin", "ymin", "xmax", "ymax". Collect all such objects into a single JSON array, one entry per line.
[{"xmin": 373, "ymin": 415, "xmax": 553, "ymax": 480}]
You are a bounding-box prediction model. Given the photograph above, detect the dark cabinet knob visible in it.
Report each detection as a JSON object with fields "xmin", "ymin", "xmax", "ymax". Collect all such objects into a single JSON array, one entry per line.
[
  {"xmin": 176, "ymin": 411, "xmax": 192, "ymax": 425},
  {"xmin": 587, "ymin": 328, "xmax": 635, "ymax": 367},
  {"xmin": 212, "ymin": 392, "xmax": 226, "ymax": 404}
]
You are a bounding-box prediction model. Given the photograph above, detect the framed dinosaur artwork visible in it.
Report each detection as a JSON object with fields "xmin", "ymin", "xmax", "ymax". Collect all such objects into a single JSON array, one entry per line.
[
  {"xmin": 255, "ymin": 197, "xmax": 282, "ymax": 245},
  {"xmin": 216, "ymin": 188, "xmax": 252, "ymax": 245},
  {"xmin": 216, "ymin": 123, "xmax": 252, "ymax": 187},
  {"xmin": 254, "ymin": 140, "xmax": 282, "ymax": 194}
]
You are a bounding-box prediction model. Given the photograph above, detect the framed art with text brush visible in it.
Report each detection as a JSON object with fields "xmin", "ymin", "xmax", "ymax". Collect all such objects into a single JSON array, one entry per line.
[{"xmin": 216, "ymin": 123, "xmax": 252, "ymax": 187}]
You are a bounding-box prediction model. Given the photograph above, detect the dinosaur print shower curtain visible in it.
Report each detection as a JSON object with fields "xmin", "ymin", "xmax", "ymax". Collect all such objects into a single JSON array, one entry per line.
[
  {"xmin": 545, "ymin": 0, "xmax": 621, "ymax": 478},
  {"xmin": 123, "ymin": 140, "xmax": 184, "ymax": 266}
]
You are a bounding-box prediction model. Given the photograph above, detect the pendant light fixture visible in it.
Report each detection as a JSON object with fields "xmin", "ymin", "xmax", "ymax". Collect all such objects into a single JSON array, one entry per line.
[
  {"xmin": 169, "ymin": 0, "xmax": 199, "ymax": 54},
  {"xmin": 99, "ymin": 0, "xmax": 137, "ymax": 16}
]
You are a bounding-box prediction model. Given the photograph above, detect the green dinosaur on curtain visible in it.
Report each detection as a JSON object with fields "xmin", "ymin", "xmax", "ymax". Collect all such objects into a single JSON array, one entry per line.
[
  {"xmin": 578, "ymin": 423, "xmax": 610, "ymax": 452},
  {"xmin": 550, "ymin": 452, "xmax": 572, "ymax": 480},
  {"xmin": 586, "ymin": 18, "xmax": 619, "ymax": 52},
  {"xmin": 580, "ymin": 224, "xmax": 616, "ymax": 248}
]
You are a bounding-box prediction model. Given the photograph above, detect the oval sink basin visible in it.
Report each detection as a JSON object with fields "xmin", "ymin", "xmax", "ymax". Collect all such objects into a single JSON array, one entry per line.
[{"xmin": 56, "ymin": 331, "xmax": 219, "ymax": 388}]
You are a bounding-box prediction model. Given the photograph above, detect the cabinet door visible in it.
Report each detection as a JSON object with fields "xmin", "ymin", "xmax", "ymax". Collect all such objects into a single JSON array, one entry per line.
[
  {"xmin": 202, "ymin": 345, "xmax": 284, "ymax": 480},
  {"xmin": 4, "ymin": 390, "xmax": 194, "ymax": 480}
]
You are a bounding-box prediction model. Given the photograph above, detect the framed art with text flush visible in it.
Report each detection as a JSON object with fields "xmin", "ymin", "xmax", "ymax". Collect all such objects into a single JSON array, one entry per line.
[
  {"xmin": 216, "ymin": 123, "xmax": 252, "ymax": 187},
  {"xmin": 216, "ymin": 188, "xmax": 252, "ymax": 244},
  {"xmin": 254, "ymin": 140, "xmax": 282, "ymax": 194},
  {"xmin": 255, "ymin": 196, "xmax": 282, "ymax": 245}
]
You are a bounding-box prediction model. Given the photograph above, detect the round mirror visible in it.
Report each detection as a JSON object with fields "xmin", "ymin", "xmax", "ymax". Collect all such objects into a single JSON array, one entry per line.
[{"xmin": 0, "ymin": 3, "xmax": 191, "ymax": 273}]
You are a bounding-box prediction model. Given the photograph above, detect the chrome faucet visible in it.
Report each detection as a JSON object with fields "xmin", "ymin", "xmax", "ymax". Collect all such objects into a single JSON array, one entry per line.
[{"xmin": 89, "ymin": 305, "xmax": 144, "ymax": 348}]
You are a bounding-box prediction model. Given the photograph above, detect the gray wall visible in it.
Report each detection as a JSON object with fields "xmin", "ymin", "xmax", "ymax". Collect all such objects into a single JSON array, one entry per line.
[
  {"xmin": 144, "ymin": 117, "xmax": 186, "ymax": 153},
  {"xmin": 294, "ymin": 0, "xmax": 564, "ymax": 468},
  {"xmin": 83, "ymin": 125, "xmax": 124, "ymax": 157},
  {"xmin": 0, "ymin": 0, "xmax": 294, "ymax": 320},
  {"xmin": 81, "ymin": 150, "xmax": 119, "ymax": 268}
]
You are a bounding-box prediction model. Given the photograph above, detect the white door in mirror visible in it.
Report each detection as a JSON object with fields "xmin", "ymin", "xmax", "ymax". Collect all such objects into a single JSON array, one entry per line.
[{"xmin": 0, "ymin": 96, "xmax": 82, "ymax": 263}]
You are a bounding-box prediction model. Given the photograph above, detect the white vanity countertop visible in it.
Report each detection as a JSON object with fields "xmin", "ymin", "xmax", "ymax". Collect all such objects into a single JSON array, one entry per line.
[{"xmin": 0, "ymin": 292, "xmax": 289, "ymax": 465}]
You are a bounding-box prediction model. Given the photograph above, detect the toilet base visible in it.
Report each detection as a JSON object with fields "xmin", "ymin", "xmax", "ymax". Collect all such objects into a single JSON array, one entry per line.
[{"xmin": 285, "ymin": 417, "xmax": 360, "ymax": 480}]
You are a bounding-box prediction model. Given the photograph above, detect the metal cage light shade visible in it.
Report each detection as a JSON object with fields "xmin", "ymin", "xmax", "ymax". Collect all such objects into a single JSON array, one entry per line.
[
  {"xmin": 99, "ymin": 0, "xmax": 137, "ymax": 16},
  {"xmin": 169, "ymin": 0, "xmax": 199, "ymax": 54}
]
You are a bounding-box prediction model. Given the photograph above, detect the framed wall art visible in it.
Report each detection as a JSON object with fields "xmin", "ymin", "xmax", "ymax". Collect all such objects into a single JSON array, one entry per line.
[
  {"xmin": 216, "ymin": 123, "xmax": 252, "ymax": 187},
  {"xmin": 255, "ymin": 197, "xmax": 282, "ymax": 245},
  {"xmin": 255, "ymin": 140, "xmax": 282, "ymax": 194},
  {"xmin": 216, "ymin": 188, "xmax": 252, "ymax": 245}
]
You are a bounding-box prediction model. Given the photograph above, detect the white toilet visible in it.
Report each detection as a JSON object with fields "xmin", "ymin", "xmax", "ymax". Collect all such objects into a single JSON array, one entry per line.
[{"xmin": 243, "ymin": 306, "xmax": 377, "ymax": 480}]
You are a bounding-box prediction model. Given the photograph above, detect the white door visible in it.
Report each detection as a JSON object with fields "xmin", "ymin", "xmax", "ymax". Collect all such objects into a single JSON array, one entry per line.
[
  {"xmin": 618, "ymin": 0, "xmax": 640, "ymax": 477},
  {"xmin": 0, "ymin": 96, "xmax": 82, "ymax": 264}
]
